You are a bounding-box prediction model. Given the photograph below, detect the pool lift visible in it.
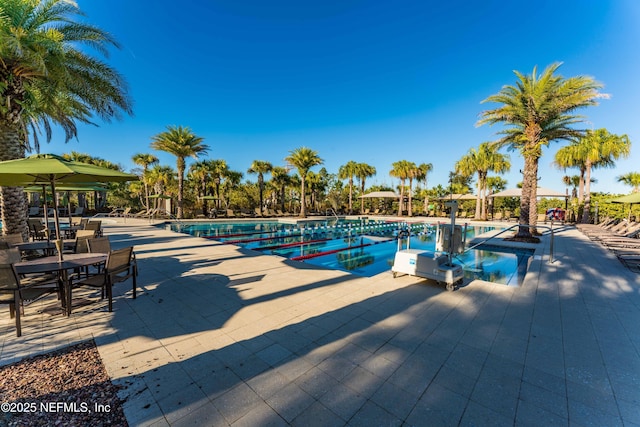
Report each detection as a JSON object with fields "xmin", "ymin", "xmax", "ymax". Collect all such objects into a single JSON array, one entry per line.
[{"xmin": 391, "ymin": 201, "xmax": 465, "ymax": 291}]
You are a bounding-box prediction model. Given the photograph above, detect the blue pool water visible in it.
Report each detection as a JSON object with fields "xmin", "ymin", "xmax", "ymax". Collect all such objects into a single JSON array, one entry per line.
[{"xmin": 169, "ymin": 219, "xmax": 533, "ymax": 286}]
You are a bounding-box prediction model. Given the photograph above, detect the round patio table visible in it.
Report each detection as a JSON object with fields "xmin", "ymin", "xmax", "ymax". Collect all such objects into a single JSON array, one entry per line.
[{"xmin": 15, "ymin": 253, "xmax": 107, "ymax": 316}]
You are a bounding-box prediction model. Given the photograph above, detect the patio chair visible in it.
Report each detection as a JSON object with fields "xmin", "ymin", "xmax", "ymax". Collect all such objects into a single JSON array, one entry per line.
[
  {"xmin": 71, "ymin": 246, "xmax": 137, "ymax": 313},
  {"xmin": 28, "ymin": 207, "xmax": 41, "ymax": 216},
  {"xmin": 27, "ymin": 218, "xmax": 47, "ymax": 241},
  {"xmin": 87, "ymin": 236, "xmax": 111, "ymax": 254},
  {"xmin": 72, "ymin": 207, "xmax": 85, "ymax": 216},
  {"xmin": 0, "ymin": 248, "xmax": 59, "ymax": 336},
  {"xmin": 84, "ymin": 221, "xmax": 102, "ymax": 237}
]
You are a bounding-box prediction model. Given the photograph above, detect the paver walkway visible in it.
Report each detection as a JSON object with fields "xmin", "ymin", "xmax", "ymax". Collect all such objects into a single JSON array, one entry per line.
[{"xmin": 1, "ymin": 219, "xmax": 639, "ymax": 426}]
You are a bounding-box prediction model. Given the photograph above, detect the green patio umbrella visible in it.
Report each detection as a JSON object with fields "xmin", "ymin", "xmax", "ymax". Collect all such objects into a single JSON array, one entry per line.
[
  {"xmin": 610, "ymin": 192, "xmax": 640, "ymax": 221},
  {"xmin": 24, "ymin": 182, "xmax": 107, "ymax": 234},
  {"xmin": 0, "ymin": 154, "xmax": 137, "ymax": 261}
]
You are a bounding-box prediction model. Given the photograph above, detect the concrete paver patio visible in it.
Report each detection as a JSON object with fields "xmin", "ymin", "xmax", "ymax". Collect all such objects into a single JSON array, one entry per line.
[{"xmin": 1, "ymin": 218, "xmax": 639, "ymax": 426}]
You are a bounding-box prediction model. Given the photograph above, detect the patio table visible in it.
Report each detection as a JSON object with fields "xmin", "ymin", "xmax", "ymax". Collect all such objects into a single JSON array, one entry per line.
[
  {"xmin": 15, "ymin": 240, "xmax": 76, "ymax": 257},
  {"xmin": 15, "ymin": 253, "xmax": 107, "ymax": 316}
]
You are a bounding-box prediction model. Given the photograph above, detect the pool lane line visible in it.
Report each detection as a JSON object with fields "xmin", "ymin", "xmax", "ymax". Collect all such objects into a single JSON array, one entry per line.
[
  {"xmin": 252, "ymin": 237, "xmax": 333, "ymax": 251},
  {"xmin": 290, "ymin": 237, "xmax": 394, "ymax": 261},
  {"xmin": 203, "ymin": 229, "xmax": 293, "ymax": 239}
]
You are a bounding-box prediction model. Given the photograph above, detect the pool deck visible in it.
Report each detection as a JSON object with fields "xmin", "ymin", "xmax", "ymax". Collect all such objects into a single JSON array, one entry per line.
[{"xmin": 1, "ymin": 218, "xmax": 639, "ymax": 426}]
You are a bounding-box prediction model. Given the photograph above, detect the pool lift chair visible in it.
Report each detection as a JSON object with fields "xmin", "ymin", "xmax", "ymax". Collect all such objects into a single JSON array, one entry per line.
[{"xmin": 391, "ymin": 201, "xmax": 465, "ymax": 291}]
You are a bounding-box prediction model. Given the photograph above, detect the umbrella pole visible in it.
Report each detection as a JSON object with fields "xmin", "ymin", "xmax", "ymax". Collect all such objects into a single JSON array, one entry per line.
[
  {"xmin": 50, "ymin": 178, "xmax": 63, "ymax": 262},
  {"xmin": 41, "ymin": 184, "xmax": 51, "ymax": 242},
  {"xmin": 67, "ymin": 190, "xmax": 73, "ymax": 226}
]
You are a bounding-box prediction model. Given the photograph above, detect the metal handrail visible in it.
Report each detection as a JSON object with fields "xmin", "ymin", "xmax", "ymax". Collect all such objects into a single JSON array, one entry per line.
[
  {"xmin": 326, "ymin": 208, "xmax": 339, "ymax": 219},
  {"xmin": 464, "ymin": 222, "xmax": 555, "ymax": 263}
]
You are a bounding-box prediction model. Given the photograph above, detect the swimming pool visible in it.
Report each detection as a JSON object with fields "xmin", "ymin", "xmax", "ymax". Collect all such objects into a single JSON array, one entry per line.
[{"xmin": 170, "ymin": 219, "xmax": 533, "ymax": 286}]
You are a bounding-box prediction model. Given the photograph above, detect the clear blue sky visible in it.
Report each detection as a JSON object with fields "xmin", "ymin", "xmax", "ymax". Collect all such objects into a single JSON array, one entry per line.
[{"xmin": 41, "ymin": 0, "xmax": 640, "ymax": 194}]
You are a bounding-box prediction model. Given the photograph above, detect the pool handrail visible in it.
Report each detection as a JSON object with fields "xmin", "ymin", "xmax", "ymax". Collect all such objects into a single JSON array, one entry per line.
[{"xmin": 464, "ymin": 222, "xmax": 555, "ymax": 263}]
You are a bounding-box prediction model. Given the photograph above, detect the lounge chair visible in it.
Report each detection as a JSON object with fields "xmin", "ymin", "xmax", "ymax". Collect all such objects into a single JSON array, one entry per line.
[
  {"xmin": 226, "ymin": 209, "xmax": 237, "ymax": 218},
  {"xmin": 254, "ymin": 207, "xmax": 264, "ymax": 217},
  {"xmin": 28, "ymin": 207, "xmax": 41, "ymax": 216},
  {"xmin": 72, "ymin": 207, "xmax": 85, "ymax": 216}
]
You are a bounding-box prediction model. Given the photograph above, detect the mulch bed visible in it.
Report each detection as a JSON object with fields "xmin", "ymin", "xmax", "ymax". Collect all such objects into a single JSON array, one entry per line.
[{"xmin": 0, "ymin": 340, "xmax": 128, "ymax": 426}]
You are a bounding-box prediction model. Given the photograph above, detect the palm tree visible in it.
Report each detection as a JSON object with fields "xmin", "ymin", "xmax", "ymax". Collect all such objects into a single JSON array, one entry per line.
[
  {"xmin": 147, "ymin": 165, "xmax": 175, "ymax": 209},
  {"xmin": 478, "ymin": 63, "xmax": 604, "ymax": 237},
  {"xmin": 189, "ymin": 160, "xmax": 215, "ymax": 215},
  {"xmin": 416, "ymin": 163, "xmax": 433, "ymax": 216},
  {"xmin": 562, "ymin": 175, "xmax": 581, "ymax": 199},
  {"xmin": 285, "ymin": 147, "xmax": 323, "ymax": 218},
  {"xmin": 356, "ymin": 163, "xmax": 377, "ymax": 213},
  {"xmin": 221, "ymin": 169, "xmax": 243, "ymax": 209},
  {"xmin": 555, "ymin": 129, "xmax": 630, "ymax": 223},
  {"xmin": 151, "ymin": 126, "xmax": 209, "ymax": 218},
  {"xmin": 208, "ymin": 159, "xmax": 228, "ymax": 210},
  {"xmin": 455, "ymin": 143, "xmax": 510, "ymax": 220},
  {"xmin": 390, "ymin": 160, "xmax": 412, "ymax": 216},
  {"xmin": 338, "ymin": 161, "xmax": 359, "ymax": 214},
  {"xmin": 270, "ymin": 167, "xmax": 292, "ymax": 212},
  {"xmin": 617, "ymin": 172, "xmax": 640, "ymax": 193},
  {"xmin": 132, "ymin": 153, "xmax": 159, "ymax": 211},
  {"xmin": 247, "ymin": 160, "xmax": 273, "ymax": 215},
  {"xmin": 0, "ymin": 0, "xmax": 132, "ymax": 235}
]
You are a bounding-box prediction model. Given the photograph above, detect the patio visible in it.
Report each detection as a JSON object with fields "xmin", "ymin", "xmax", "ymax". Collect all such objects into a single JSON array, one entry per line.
[{"xmin": 1, "ymin": 218, "xmax": 639, "ymax": 426}]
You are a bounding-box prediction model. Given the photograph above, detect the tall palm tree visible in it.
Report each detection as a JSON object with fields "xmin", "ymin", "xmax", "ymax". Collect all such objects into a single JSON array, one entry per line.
[
  {"xmin": 338, "ymin": 161, "xmax": 359, "ymax": 214},
  {"xmin": 390, "ymin": 160, "xmax": 412, "ymax": 216},
  {"xmin": 356, "ymin": 163, "xmax": 377, "ymax": 213},
  {"xmin": 132, "ymin": 153, "xmax": 159, "ymax": 211},
  {"xmin": 0, "ymin": 0, "xmax": 132, "ymax": 235},
  {"xmin": 455, "ymin": 143, "xmax": 510, "ymax": 220},
  {"xmin": 617, "ymin": 172, "xmax": 640, "ymax": 193},
  {"xmin": 285, "ymin": 147, "xmax": 323, "ymax": 218},
  {"xmin": 247, "ymin": 160, "xmax": 273, "ymax": 215},
  {"xmin": 555, "ymin": 129, "xmax": 629, "ymax": 223},
  {"xmin": 151, "ymin": 126, "xmax": 209, "ymax": 218},
  {"xmin": 478, "ymin": 63, "xmax": 604, "ymax": 237}
]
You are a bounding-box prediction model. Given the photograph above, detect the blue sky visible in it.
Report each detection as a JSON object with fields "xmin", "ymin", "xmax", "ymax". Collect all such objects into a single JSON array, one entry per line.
[{"xmin": 41, "ymin": 0, "xmax": 640, "ymax": 194}]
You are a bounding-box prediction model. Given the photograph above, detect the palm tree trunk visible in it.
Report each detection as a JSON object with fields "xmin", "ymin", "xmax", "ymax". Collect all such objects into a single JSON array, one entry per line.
[
  {"xmin": 0, "ymin": 125, "xmax": 28, "ymax": 239},
  {"xmin": 517, "ymin": 155, "xmax": 536, "ymax": 238},
  {"xmin": 581, "ymin": 161, "xmax": 593, "ymax": 224},
  {"xmin": 475, "ymin": 174, "xmax": 482, "ymax": 219},
  {"xmin": 300, "ymin": 177, "xmax": 307, "ymax": 218},
  {"xmin": 408, "ymin": 178, "xmax": 413, "ymax": 217}
]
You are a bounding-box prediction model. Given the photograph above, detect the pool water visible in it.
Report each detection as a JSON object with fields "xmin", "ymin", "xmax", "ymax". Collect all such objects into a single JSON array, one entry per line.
[{"xmin": 170, "ymin": 219, "xmax": 533, "ymax": 286}]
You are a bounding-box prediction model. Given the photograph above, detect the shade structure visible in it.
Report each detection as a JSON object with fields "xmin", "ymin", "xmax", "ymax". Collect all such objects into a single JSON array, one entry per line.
[
  {"xmin": 436, "ymin": 194, "xmax": 477, "ymax": 200},
  {"xmin": 489, "ymin": 187, "xmax": 567, "ymax": 198},
  {"xmin": 359, "ymin": 191, "xmax": 400, "ymax": 198},
  {"xmin": 609, "ymin": 192, "xmax": 640, "ymax": 204},
  {"xmin": 610, "ymin": 192, "xmax": 640, "ymax": 220},
  {"xmin": 0, "ymin": 154, "xmax": 138, "ymax": 260}
]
